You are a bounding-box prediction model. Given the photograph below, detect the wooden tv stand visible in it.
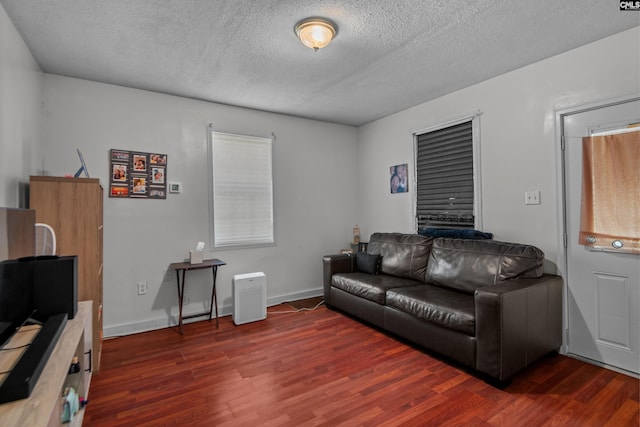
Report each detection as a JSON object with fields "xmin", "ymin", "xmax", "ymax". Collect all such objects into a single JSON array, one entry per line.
[{"xmin": 0, "ymin": 301, "xmax": 93, "ymax": 426}]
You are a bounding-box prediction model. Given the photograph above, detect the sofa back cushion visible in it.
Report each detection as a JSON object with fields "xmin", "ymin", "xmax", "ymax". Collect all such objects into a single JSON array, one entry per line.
[
  {"xmin": 367, "ymin": 233, "xmax": 433, "ymax": 282},
  {"xmin": 426, "ymin": 238, "xmax": 545, "ymax": 293}
]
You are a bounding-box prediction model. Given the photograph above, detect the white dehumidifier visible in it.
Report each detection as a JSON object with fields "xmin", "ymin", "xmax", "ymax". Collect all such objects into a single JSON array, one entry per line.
[{"xmin": 232, "ymin": 272, "xmax": 267, "ymax": 325}]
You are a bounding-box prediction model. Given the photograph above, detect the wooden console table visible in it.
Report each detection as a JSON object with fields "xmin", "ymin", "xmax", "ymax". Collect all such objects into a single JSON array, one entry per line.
[
  {"xmin": 0, "ymin": 301, "xmax": 92, "ymax": 426},
  {"xmin": 169, "ymin": 259, "xmax": 225, "ymax": 334}
]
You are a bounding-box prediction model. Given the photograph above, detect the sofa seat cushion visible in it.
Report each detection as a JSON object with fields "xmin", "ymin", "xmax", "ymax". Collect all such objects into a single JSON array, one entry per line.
[
  {"xmin": 386, "ymin": 285, "xmax": 476, "ymax": 336},
  {"xmin": 332, "ymin": 273, "xmax": 420, "ymax": 304}
]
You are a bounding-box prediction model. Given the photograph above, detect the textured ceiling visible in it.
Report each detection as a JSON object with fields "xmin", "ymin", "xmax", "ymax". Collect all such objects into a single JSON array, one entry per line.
[{"xmin": 1, "ymin": 0, "xmax": 638, "ymax": 126}]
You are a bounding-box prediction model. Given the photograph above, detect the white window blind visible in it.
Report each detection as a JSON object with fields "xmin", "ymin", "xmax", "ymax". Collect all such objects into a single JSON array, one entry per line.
[
  {"xmin": 210, "ymin": 131, "xmax": 274, "ymax": 248},
  {"xmin": 415, "ymin": 120, "xmax": 475, "ymax": 230}
]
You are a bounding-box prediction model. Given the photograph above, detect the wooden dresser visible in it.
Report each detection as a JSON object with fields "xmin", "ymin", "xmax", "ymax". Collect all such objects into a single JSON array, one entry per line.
[{"xmin": 29, "ymin": 176, "xmax": 103, "ymax": 372}]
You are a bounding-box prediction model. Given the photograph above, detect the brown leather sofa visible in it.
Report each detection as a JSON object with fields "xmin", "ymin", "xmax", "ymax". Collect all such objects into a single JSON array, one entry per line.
[{"xmin": 323, "ymin": 232, "xmax": 563, "ymax": 383}]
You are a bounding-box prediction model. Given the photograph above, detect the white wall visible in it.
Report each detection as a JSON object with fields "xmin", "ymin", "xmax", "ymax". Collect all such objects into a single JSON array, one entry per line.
[
  {"xmin": 0, "ymin": 4, "xmax": 43, "ymax": 207},
  {"xmin": 7, "ymin": 0, "xmax": 638, "ymax": 335},
  {"xmin": 41, "ymin": 75, "xmax": 358, "ymax": 336},
  {"xmin": 356, "ymin": 27, "xmax": 640, "ymax": 272}
]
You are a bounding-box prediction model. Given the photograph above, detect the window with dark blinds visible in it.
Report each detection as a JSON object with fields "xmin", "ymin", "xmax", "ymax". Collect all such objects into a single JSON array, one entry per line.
[{"xmin": 415, "ymin": 120, "xmax": 474, "ymax": 230}]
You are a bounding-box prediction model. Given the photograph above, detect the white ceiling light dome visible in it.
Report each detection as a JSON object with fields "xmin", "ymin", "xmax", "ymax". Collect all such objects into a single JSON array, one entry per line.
[{"xmin": 294, "ymin": 18, "xmax": 337, "ymax": 51}]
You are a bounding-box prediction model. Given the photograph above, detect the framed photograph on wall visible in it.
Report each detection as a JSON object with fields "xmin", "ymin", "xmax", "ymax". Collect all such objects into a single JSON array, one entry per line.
[
  {"xmin": 151, "ymin": 167, "xmax": 165, "ymax": 184},
  {"xmin": 133, "ymin": 155, "xmax": 147, "ymax": 172},
  {"xmin": 390, "ymin": 163, "xmax": 408, "ymax": 194},
  {"xmin": 109, "ymin": 149, "xmax": 168, "ymax": 199}
]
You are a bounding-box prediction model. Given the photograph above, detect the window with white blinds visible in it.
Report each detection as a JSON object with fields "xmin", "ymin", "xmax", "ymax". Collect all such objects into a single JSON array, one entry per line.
[
  {"xmin": 415, "ymin": 119, "xmax": 477, "ymax": 230},
  {"xmin": 210, "ymin": 130, "xmax": 274, "ymax": 248}
]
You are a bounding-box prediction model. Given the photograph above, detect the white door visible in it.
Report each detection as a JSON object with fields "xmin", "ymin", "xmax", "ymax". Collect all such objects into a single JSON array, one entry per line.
[{"xmin": 562, "ymin": 98, "xmax": 640, "ymax": 375}]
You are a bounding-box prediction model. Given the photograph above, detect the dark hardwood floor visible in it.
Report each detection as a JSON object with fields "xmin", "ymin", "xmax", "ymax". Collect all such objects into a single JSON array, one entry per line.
[{"xmin": 84, "ymin": 304, "xmax": 639, "ymax": 426}]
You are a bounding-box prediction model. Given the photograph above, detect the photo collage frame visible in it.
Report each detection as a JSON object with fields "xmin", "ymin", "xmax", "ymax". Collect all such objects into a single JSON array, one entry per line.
[{"xmin": 109, "ymin": 149, "xmax": 167, "ymax": 199}]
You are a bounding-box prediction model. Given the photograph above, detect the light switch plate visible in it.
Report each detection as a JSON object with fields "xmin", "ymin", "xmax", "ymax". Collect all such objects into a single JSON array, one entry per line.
[{"xmin": 525, "ymin": 190, "xmax": 541, "ymax": 205}]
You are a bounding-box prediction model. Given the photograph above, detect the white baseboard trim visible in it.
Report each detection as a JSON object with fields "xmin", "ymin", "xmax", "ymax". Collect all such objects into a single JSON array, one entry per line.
[{"xmin": 104, "ymin": 287, "xmax": 323, "ymax": 338}]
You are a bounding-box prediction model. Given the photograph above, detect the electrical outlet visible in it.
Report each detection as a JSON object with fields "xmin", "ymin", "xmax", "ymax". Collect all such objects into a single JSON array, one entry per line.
[
  {"xmin": 138, "ymin": 281, "xmax": 148, "ymax": 295},
  {"xmin": 185, "ymin": 294, "xmax": 190, "ymax": 304},
  {"xmin": 525, "ymin": 190, "xmax": 541, "ymax": 205}
]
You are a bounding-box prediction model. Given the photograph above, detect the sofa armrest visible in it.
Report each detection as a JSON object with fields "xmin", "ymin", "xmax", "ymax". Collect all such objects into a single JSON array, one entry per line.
[
  {"xmin": 474, "ymin": 274, "xmax": 563, "ymax": 381},
  {"xmin": 322, "ymin": 254, "xmax": 354, "ymax": 304}
]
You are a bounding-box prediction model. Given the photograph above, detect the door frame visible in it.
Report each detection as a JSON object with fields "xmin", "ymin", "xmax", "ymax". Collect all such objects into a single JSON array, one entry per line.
[{"xmin": 554, "ymin": 93, "xmax": 640, "ymax": 365}]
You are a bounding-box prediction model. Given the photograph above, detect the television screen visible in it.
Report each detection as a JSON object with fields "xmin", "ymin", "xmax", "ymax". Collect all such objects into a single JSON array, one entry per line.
[{"xmin": 0, "ymin": 259, "xmax": 35, "ymax": 346}]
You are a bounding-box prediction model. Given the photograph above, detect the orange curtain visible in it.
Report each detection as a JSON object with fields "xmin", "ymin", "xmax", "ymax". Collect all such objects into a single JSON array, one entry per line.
[{"xmin": 579, "ymin": 130, "xmax": 640, "ymax": 254}]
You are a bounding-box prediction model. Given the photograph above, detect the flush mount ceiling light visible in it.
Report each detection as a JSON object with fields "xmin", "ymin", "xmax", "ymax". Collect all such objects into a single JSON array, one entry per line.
[{"xmin": 294, "ymin": 18, "xmax": 337, "ymax": 51}]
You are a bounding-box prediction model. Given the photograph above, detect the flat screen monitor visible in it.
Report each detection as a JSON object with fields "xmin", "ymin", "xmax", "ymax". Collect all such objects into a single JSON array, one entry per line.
[{"xmin": 0, "ymin": 259, "xmax": 35, "ymax": 346}]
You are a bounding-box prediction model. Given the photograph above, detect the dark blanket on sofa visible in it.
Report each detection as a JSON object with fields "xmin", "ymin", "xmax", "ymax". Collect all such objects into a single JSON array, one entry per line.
[{"xmin": 419, "ymin": 228, "xmax": 493, "ymax": 240}]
